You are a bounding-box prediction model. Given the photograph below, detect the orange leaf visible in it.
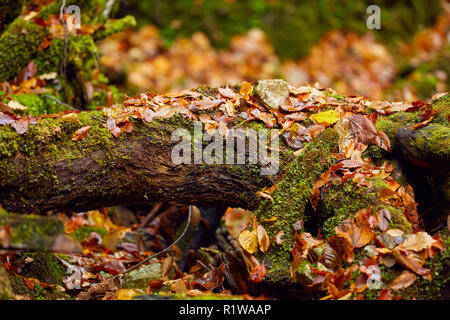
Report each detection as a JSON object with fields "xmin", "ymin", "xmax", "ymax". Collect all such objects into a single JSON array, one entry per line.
[
  {"xmin": 24, "ymin": 278, "xmax": 35, "ymax": 291},
  {"xmin": 335, "ymin": 209, "xmax": 374, "ymax": 248},
  {"xmin": 389, "ymin": 271, "xmax": 416, "ymax": 290},
  {"xmin": 72, "ymin": 125, "xmax": 91, "ymax": 141},
  {"xmin": 250, "ymin": 262, "xmax": 267, "ymax": 283},
  {"xmin": 257, "ymin": 225, "xmax": 270, "ymax": 253},
  {"xmin": 239, "ymin": 81, "xmax": 253, "ymax": 100}
]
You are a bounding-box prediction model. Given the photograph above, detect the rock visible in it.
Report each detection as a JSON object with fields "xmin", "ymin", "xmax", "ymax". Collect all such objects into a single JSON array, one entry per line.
[
  {"xmin": 0, "ymin": 265, "xmax": 12, "ymax": 300},
  {"xmin": 253, "ymin": 79, "xmax": 290, "ymax": 110},
  {"xmin": 122, "ymin": 262, "xmax": 162, "ymax": 289}
]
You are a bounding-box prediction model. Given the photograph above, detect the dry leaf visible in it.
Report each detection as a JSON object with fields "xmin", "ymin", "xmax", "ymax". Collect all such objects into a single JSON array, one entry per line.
[
  {"xmin": 250, "ymin": 262, "xmax": 267, "ymax": 283},
  {"xmin": 401, "ymin": 232, "xmax": 436, "ymax": 252},
  {"xmin": 335, "ymin": 209, "xmax": 374, "ymax": 248},
  {"xmin": 107, "ymin": 117, "xmax": 121, "ymax": 138},
  {"xmin": 257, "ymin": 225, "xmax": 270, "ymax": 253},
  {"xmin": 389, "ymin": 271, "xmax": 416, "ymax": 290},
  {"xmin": 72, "ymin": 126, "xmax": 91, "ymax": 141},
  {"xmin": 238, "ymin": 230, "xmax": 258, "ymax": 254},
  {"xmin": 60, "ymin": 113, "xmax": 81, "ymax": 125}
]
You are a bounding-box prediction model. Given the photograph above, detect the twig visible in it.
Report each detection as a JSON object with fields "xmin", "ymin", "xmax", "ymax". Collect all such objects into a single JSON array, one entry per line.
[
  {"xmin": 138, "ymin": 202, "xmax": 163, "ymax": 229},
  {"xmin": 43, "ymin": 94, "xmax": 76, "ymax": 111},
  {"xmin": 120, "ymin": 205, "xmax": 192, "ymax": 276}
]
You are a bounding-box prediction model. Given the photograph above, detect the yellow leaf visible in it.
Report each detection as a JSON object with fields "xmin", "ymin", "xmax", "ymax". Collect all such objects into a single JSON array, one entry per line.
[
  {"xmin": 309, "ymin": 110, "xmax": 340, "ymax": 125},
  {"xmin": 60, "ymin": 113, "xmax": 81, "ymax": 125},
  {"xmin": 257, "ymin": 225, "xmax": 270, "ymax": 253},
  {"xmin": 238, "ymin": 230, "xmax": 258, "ymax": 254},
  {"xmin": 113, "ymin": 289, "xmax": 142, "ymax": 300},
  {"xmin": 401, "ymin": 232, "xmax": 436, "ymax": 252}
]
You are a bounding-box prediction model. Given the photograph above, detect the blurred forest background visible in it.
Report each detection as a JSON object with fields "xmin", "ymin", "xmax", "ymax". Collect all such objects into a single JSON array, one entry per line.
[{"xmin": 1, "ymin": 0, "xmax": 449, "ymax": 116}]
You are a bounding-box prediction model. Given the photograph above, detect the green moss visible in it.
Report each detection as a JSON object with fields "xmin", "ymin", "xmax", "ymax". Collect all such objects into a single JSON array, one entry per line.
[
  {"xmin": 0, "ymin": 18, "xmax": 46, "ymax": 81},
  {"xmin": 18, "ymin": 252, "xmax": 67, "ymax": 285},
  {"xmin": 431, "ymin": 93, "xmax": 450, "ymax": 125},
  {"xmin": 375, "ymin": 111, "xmax": 421, "ymax": 146},
  {"xmin": 69, "ymin": 225, "xmax": 107, "ymax": 242},
  {"xmin": 252, "ymin": 128, "xmax": 339, "ymax": 281},
  {"xmin": 7, "ymin": 93, "xmax": 68, "ymax": 116},
  {"xmin": 320, "ymin": 178, "xmax": 412, "ymax": 239},
  {"xmin": 0, "ymin": 211, "xmax": 64, "ymax": 250},
  {"xmin": 93, "ymin": 15, "xmax": 136, "ymax": 40}
]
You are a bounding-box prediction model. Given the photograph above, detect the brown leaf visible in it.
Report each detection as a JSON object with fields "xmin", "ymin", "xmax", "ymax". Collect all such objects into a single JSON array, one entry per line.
[
  {"xmin": 11, "ymin": 119, "xmax": 29, "ymax": 134},
  {"xmin": 335, "ymin": 209, "xmax": 374, "ymax": 248},
  {"xmin": 218, "ymin": 87, "xmax": 237, "ymax": 99},
  {"xmin": 392, "ymin": 250, "xmax": 431, "ymax": 277},
  {"xmin": 377, "ymin": 289, "xmax": 392, "ymax": 300},
  {"xmin": 348, "ymin": 114, "xmax": 377, "ymax": 145},
  {"xmin": 250, "ymin": 262, "xmax": 267, "ymax": 283},
  {"xmin": 107, "ymin": 117, "xmax": 121, "ymax": 138},
  {"xmin": 24, "ymin": 278, "xmax": 35, "ymax": 291},
  {"xmin": 281, "ymin": 130, "xmax": 308, "ymax": 149},
  {"xmin": 311, "ymin": 169, "xmax": 331, "ymax": 210},
  {"xmin": 192, "ymin": 262, "xmax": 225, "ymax": 291},
  {"xmin": 118, "ymin": 120, "xmax": 134, "ymax": 133},
  {"xmin": 0, "ymin": 112, "xmax": 15, "ymax": 125},
  {"xmin": 375, "ymin": 208, "xmax": 391, "ymax": 232},
  {"xmin": 275, "ymin": 231, "xmax": 285, "ymax": 245},
  {"xmin": 377, "ymin": 188, "xmax": 397, "ymax": 202},
  {"xmin": 400, "ymin": 232, "xmax": 436, "ymax": 252},
  {"xmin": 72, "ymin": 126, "xmax": 91, "ymax": 141},
  {"xmin": 257, "ymin": 225, "xmax": 270, "ymax": 253},
  {"xmin": 389, "ymin": 271, "xmax": 416, "ymax": 290}
]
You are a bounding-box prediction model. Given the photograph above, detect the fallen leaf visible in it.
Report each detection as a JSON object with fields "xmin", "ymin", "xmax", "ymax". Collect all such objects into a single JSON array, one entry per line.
[
  {"xmin": 107, "ymin": 117, "xmax": 121, "ymax": 138},
  {"xmin": 275, "ymin": 231, "xmax": 285, "ymax": 245},
  {"xmin": 250, "ymin": 263, "xmax": 267, "ymax": 283},
  {"xmin": 389, "ymin": 271, "xmax": 416, "ymax": 290},
  {"xmin": 375, "ymin": 209, "xmax": 391, "ymax": 232},
  {"xmin": 60, "ymin": 113, "xmax": 81, "ymax": 125},
  {"xmin": 113, "ymin": 289, "xmax": 142, "ymax": 300},
  {"xmin": 239, "ymin": 82, "xmax": 253, "ymax": 100},
  {"xmin": 335, "ymin": 209, "xmax": 374, "ymax": 248},
  {"xmin": 401, "ymin": 232, "xmax": 436, "ymax": 252},
  {"xmin": 348, "ymin": 114, "xmax": 377, "ymax": 145},
  {"xmin": 118, "ymin": 120, "xmax": 134, "ymax": 133},
  {"xmin": 72, "ymin": 126, "xmax": 91, "ymax": 141},
  {"xmin": 309, "ymin": 110, "xmax": 340, "ymax": 126},
  {"xmin": 238, "ymin": 230, "xmax": 258, "ymax": 254},
  {"xmin": 377, "ymin": 289, "xmax": 392, "ymax": 300},
  {"xmin": 192, "ymin": 262, "xmax": 225, "ymax": 291},
  {"xmin": 11, "ymin": 119, "xmax": 29, "ymax": 134},
  {"xmin": 257, "ymin": 225, "xmax": 270, "ymax": 253}
]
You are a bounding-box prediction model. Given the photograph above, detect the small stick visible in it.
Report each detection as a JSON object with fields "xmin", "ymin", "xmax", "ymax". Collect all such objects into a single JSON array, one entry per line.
[{"xmin": 138, "ymin": 202, "xmax": 163, "ymax": 229}]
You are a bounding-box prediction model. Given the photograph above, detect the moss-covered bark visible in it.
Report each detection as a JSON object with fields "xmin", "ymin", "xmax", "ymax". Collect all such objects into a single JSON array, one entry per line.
[
  {"xmin": 0, "ymin": 107, "xmax": 284, "ymax": 213},
  {"xmin": 0, "ymin": 210, "xmax": 65, "ymax": 250},
  {"xmin": 0, "ymin": 18, "xmax": 46, "ymax": 81},
  {"xmin": 251, "ymin": 128, "xmax": 339, "ymax": 282}
]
